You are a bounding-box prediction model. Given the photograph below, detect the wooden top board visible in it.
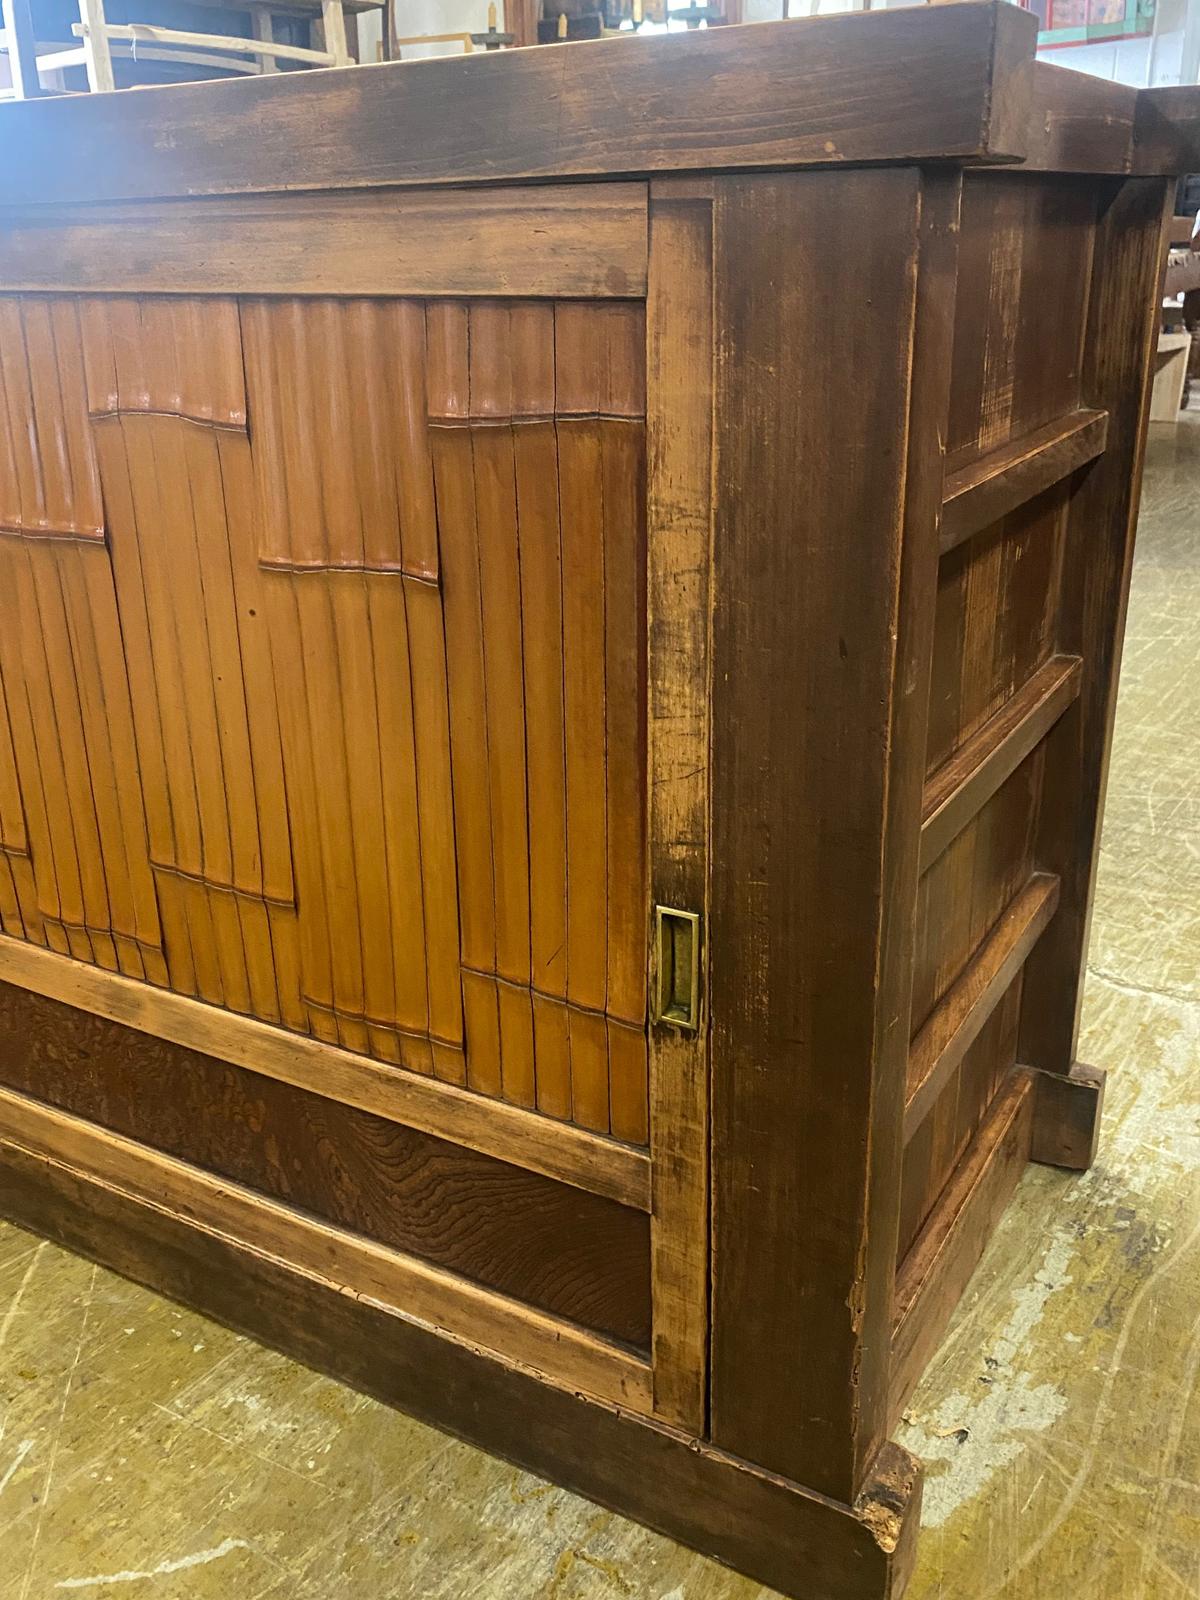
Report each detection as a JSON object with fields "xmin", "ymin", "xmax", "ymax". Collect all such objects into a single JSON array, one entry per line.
[{"xmin": 0, "ymin": 4, "xmax": 1196, "ymax": 208}]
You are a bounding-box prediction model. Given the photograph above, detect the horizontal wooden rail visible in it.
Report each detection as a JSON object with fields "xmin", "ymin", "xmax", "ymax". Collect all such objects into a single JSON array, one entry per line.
[
  {"xmin": 940, "ymin": 408, "xmax": 1109, "ymax": 554},
  {"xmin": 920, "ymin": 654, "xmax": 1083, "ymax": 872},
  {"xmin": 0, "ymin": 937, "xmax": 652, "ymax": 1211},
  {"xmin": 905, "ymin": 873, "xmax": 1060, "ymax": 1140},
  {"xmin": 0, "ymin": 184, "xmax": 648, "ymax": 300},
  {"xmin": 890, "ymin": 1068, "xmax": 1034, "ymax": 1430},
  {"xmin": 0, "ymin": 1086, "xmax": 652, "ymax": 1410}
]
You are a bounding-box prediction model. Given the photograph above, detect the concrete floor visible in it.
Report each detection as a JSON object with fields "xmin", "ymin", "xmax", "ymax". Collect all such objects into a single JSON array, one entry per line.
[{"xmin": 0, "ymin": 420, "xmax": 1197, "ymax": 1600}]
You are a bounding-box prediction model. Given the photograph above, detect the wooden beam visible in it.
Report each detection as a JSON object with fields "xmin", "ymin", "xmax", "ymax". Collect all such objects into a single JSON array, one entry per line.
[
  {"xmin": 891, "ymin": 1070, "xmax": 1034, "ymax": 1430},
  {"xmin": 939, "ymin": 408, "xmax": 1109, "ymax": 555},
  {"xmin": 905, "ymin": 874, "xmax": 1059, "ymax": 1141},
  {"xmin": 0, "ymin": 937, "xmax": 651, "ymax": 1210},
  {"xmin": 0, "ymin": 185, "xmax": 649, "ymax": 300},
  {"xmin": 920, "ymin": 655, "xmax": 1083, "ymax": 872},
  {"xmin": 0, "ymin": 1133, "xmax": 924, "ymax": 1600},
  {"xmin": 0, "ymin": 4, "xmax": 1038, "ymax": 203},
  {"xmin": 708, "ymin": 165, "xmax": 959, "ymax": 1503}
]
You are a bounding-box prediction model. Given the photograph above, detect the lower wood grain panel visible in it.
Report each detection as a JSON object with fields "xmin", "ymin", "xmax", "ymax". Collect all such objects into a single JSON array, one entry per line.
[
  {"xmin": 0, "ymin": 977, "xmax": 652, "ymax": 1347},
  {"xmin": 0, "ymin": 972, "xmax": 652, "ymax": 1350},
  {"xmin": 0, "ymin": 1131, "xmax": 923, "ymax": 1600},
  {"xmin": 0, "ymin": 1086, "xmax": 652, "ymax": 1410}
]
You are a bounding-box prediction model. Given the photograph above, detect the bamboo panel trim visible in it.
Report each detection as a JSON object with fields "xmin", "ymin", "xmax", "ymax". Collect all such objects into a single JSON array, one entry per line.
[
  {"xmin": 940, "ymin": 406, "xmax": 1109, "ymax": 554},
  {"xmin": 905, "ymin": 873, "xmax": 1059, "ymax": 1140},
  {"xmin": 80, "ymin": 297, "xmax": 247, "ymax": 430},
  {"xmin": 921, "ymin": 654, "xmax": 1083, "ymax": 872},
  {"xmin": 0, "ymin": 1086, "xmax": 653, "ymax": 1411},
  {"xmin": 0, "ymin": 935, "xmax": 653, "ymax": 1210},
  {"xmin": 0, "ymin": 298, "xmax": 105, "ymax": 541}
]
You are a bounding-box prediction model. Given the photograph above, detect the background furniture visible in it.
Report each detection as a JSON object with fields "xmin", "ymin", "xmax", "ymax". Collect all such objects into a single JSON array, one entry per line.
[
  {"xmin": 0, "ymin": 9, "xmax": 1196, "ymax": 1597},
  {"xmin": 2, "ymin": 0, "xmax": 379, "ymax": 96},
  {"xmin": 1151, "ymin": 328, "xmax": 1191, "ymax": 418}
]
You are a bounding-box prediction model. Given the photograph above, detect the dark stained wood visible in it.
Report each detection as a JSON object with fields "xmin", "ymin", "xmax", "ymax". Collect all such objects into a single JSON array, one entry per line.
[
  {"xmin": 920, "ymin": 655, "xmax": 1082, "ymax": 872},
  {"xmin": 940, "ymin": 408, "xmax": 1108, "ymax": 555},
  {"xmin": 891, "ymin": 1070, "xmax": 1034, "ymax": 1431},
  {"xmin": 0, "ymin": 1130, "xmax": 923, "ymax": 1600},
  {"xmin": 0, "ymin": 186, "xmax": 650, "ymax": 299},
  {"xmin": 945, "ymin": 173, "xmax": 1097, "ymax": 477},
  {"xmin": 1019, "ymin": 177, "xmax": 1174, "ymax": 1090},
  {"xmin": 1030, "ymin": 1061, "xmax": 1107, "ymax": 1171},
  {"xmin": 1133, "ymin": 85, "xmax": 1200, "ymax": 176},
  {"xmin": 1020, "ymin": 61, "xmax": 1138, "ymax": 175},
  {"xmin": 0, "ymin": 979, "xmax": 652, "ymax": 1348},
  {"xmin": 897, "ymin": 983, "xmax": 1022, "ymax": 1266},
  {"xmin": 925, "ymin": 487, "xmax": 1068, "ymax": 779},
  {"xmin": 709, "ymin": 166, "xmax": 959, "ymax": 1502},
  {"xmin": 905, "ymin": 872, "xmax": 1058, "ymax": 1139},
  {"xmin": 0, "ymin": 5, "xmax": 1037, "ymax": 204},
  {"xmin": 911, "ymin": 750, "xmax": 1043, "ymax": 1039},
  {"xmin": 0, "ymin": 934, "xmax": 650, "ymax": 1208}
]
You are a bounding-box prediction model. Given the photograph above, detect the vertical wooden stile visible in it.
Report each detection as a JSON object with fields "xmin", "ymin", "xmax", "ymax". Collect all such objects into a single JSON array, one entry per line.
[
  {"xmin": 707, "ymin": 166, "xmax": 959, "ymax": 1500},
  {"xmin": 646, "ymin": 178, "xmax": 714, "ymax": 1432}
]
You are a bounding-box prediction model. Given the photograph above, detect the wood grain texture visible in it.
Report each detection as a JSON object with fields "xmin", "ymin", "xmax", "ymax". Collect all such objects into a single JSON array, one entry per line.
[
  {"xmin": 1029, "ymin": 1060, "xmax": 1106, "ymax": 1171},
  {"xmin": 945, "ymin": 173, "xmax": 1097, "ymax": 477},
  {"xmin": 0, "ymin": 5, "xmax": 1037, "ymax": 203},
  {"xmin": 920, "ymin": 654, "xmax": 1082, "ymax": 872},
  {"xmin": 0, "ymin": 935, "xmax": 650, "ymax": 1208},
  {"xmin": 0, "ymin": 978, "xmax": 652, "ymax": 1348},
  {"xmin": 0, "ymin": 286, "xmax": 651, "ymax": 1135},
  {"xmin": 0, "ymin": 1085, "xmax": 653, "ymax": 1410},
  {"xmin": 905, "ymin": 871, "xmax": 1058, "ymax": 1138},
  {"xmin": 645, "ymin": 178, "xmax": 714, "ymax": 1433},
  {"xmin": 0, "ymin": 186, "xmax": 649, "ymax": 299},
  {"xmin": 708, "ymin": 166, "xmax": 957, "ymax": 1501},
  {"xmin": 891, "ymin": 1069, "xmax": 1034, "ymax": 1431},
  {"xmin": 940, "ymin": 407, "xmax": 1108, "ymax": 554},
  {"xmin": 925, "ymin": 485, "xmax": 1068, "ymax": 779},
  {"xmin": 1019, "ymin": 177, "xmax": 1173, "ymax": 1086},
  {"xmin": 0, "ymin": 1132, "xmax": 924, "ymax": 1600}
]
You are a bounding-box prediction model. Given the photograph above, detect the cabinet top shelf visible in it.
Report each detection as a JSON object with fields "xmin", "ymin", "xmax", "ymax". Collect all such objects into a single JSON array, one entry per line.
[{"xmin": 0, "ymin": 2, "xmax": 1197, "ymax": 207}]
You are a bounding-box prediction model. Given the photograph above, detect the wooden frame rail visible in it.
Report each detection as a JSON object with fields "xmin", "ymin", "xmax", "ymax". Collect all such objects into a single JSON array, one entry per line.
[
  {"xmin": 0, "ymin": 938, "xmax": 651, "ymax": 1210},
  {"xmin": 891, "ymin": 1069, "xmax": 1035, "ymax": 1429},
  {"xmin": 905, "ymin": 873, "xmax": 1060, "ymax": 1140},
  {"xmin": 920, "ymin": 655, "xmax": 1084, "ymax": 873},
  {"xmin": 940, "ymin": 407, "xmax": 1109, "ymax": 554},
  {"xmin": 0, "ymin": 1084, "xmax": 653, "ymax": 1408}
]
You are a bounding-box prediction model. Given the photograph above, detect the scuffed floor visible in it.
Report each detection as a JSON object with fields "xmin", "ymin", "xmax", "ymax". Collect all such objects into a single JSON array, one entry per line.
[{"xmin": 0, "ymin": 420, "xmax": 1197, "ymax": 1599}]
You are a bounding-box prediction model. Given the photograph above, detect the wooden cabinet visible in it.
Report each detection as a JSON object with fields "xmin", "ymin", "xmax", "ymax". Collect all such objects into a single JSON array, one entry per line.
[{"xmin": 0, "ymin": 9, "xmax": 1195, "ymax": 1595}]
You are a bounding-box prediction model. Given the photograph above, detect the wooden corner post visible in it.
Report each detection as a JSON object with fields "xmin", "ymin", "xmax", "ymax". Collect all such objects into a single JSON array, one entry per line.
[
  {"xmin": 708, "ymin": 164, "xmax": 960, "ymax": 1506},
  {"xmin": 1018, "ymin": 175, "xmax": 1173, "ymax": 1170}
]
